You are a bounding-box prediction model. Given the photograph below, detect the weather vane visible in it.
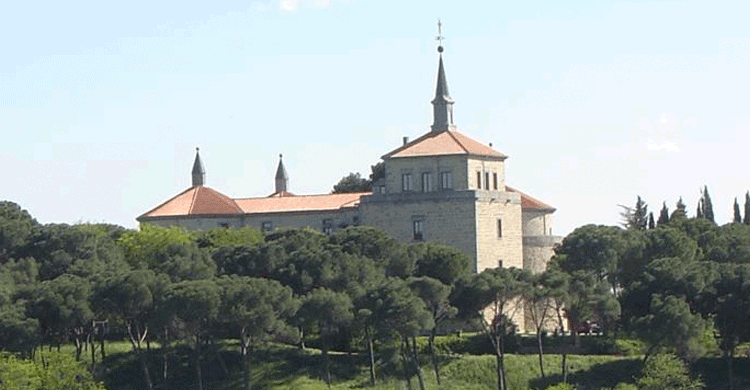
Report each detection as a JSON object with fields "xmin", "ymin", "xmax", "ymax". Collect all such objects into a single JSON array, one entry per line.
[{"xmin": 436, "ymin": 19, "xmax": 444, "ymax": 52}]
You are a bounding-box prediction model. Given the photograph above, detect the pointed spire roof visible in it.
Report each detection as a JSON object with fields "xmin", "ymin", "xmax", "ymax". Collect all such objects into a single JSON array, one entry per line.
[
  {"xmin": 431, "ymin": 44, "xmax": 455, "ymax": 132},
  {"xmin": 191, "ymin": 147, "xmax": 205, "ymax": 187},
  {"xmin": 275, "ymin": 154, "xmax": 288, "ymax": 180}
]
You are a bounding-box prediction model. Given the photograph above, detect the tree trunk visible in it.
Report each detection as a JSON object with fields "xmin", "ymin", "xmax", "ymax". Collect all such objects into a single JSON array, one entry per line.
[
  {"xmin": 161, "ymin": 327, "xmax": 170, "ymax": 384},
  {"xmin": 195, "ymin": 334, "xmax": 203, "ymax": 390},
  {"xmin": 727, "ymin": 348, "xmax": 735, "ymax": 390},
  {"xmin": 99, "ymin": 325, "xmax": 106, "ymax": 360},
  {"xmin": 241, "ymin": 329, "xmax": 252, "ymax": 390},
  {"xmin": 128, "ymin": 323, "xmax": 153, "ymax": 390},
  {"xmin": 429, "ymin": 328, "xmax": 441, "ymax": 385},
  {"xmin": 409, "ymin": 336, "xmax": 426, "ymax": 390},
  {"xmin": 402, "ymin": 339, "xmax": 413, "ymax": 390},
  {"xmin": 561, "ymin": 352, "xmax": 568, "ymax": 383},
  {"xmin": 497, "ymin": 333, "xmax": 507, "ymax": 390},
  {"xmin": 366, "ymin": 330, "xmax": 376, "ymax": 386},
  {"xmin": 536, "ymin": 331, "xmax": 545, "ymax": 378},
  {"xmin": 322, "ymin": 341, "xmax": 331, "ymax": 387}
]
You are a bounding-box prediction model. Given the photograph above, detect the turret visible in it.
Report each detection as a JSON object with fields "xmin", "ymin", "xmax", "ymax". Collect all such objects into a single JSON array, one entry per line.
[
  {"xmin": 275, "ymin": 154, "xmax": 289, "ymax": 193},
  {"xmin": 191, "ymin": 147, "xmax": 205, "ymax": 187}
]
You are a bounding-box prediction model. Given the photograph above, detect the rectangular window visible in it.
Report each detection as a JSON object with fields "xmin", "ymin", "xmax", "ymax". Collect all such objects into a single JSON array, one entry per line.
[
  {"xmin": 498, "ymin": 260, "xmax": 503, "ymax": 268},
  {"xmin": 379, "ymin": 185, "xmax": 386, "ymax": 194},
  {"xmin": 421, "ymin": 172, "xmax": 433, "ymax": 192},
  {"xmin": 477, "ymin": 171, "xmax": 482, "ymax": 189},
  {"xmin": 493, "ymin": 172, "xmax": 498, "ymax": 190},
  {"xmin": 413, "ymin": 220, "xmax": 424, "ymax": 241},
  {"xmin": 322, "ymin": 219, "xmax": 333, "ymax": 235},
  {"xmin": 402, "ymin": 174, "xmax": 413, "ymax": 192},
  {"xmin": 353, "ymin": 216, "xmax": 360, "ymax": 226},
  {"xmin": 485, "ymin": 172, "xmax": 490, "ymax": 190},
  {"xmin": 261, "ymin": 221, "xmax": 272, "ymax": 232},
  {"xmin": 497, "ymin": 218, "xmax": 503, "ymax": 238},
  {"xmin": 440, "ymin": 171, "xmax": 452, "ymax": 190}
]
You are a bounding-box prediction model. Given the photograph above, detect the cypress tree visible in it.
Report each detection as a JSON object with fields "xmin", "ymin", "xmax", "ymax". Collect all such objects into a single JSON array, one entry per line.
[
  {"xmin": 734, "ymin": 197, "xmax": 742, "ymax": 224},
  {"xmin": 696, "ymin": 199, "xmax": 703, "ymax": 219},
  {"xmin": 647, "ymin": 212, "xmax": 655, "ymax": 229},
  {"xmin": 744, "ymin": 192, "xmax": 750, "ymax": 225},
  {"xmin": 657, "ymin": 202, "xmax": 670, "ymax": 226},
  {"xmin": 702, "ymin": 185, "xmax": 715, "ymax": 223}
]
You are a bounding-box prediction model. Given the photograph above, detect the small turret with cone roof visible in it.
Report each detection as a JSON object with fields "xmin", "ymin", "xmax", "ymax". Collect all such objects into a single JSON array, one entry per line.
[
  {"xmin": 191, "ymin": 147, "xmax": 205, "ymax": 187},
  {"xmin": 431, "ymin": 20, "xmax": 455, "ymax": 133},
  {"xmin": 275, "ymin": 154, "xmax": 289, "ymax": 194}
]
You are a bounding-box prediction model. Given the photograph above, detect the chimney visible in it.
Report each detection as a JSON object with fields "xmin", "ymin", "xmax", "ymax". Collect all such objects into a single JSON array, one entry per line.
[{"xmin": 403, "ymin": 136, "xmax": 409, "ymax": 145}]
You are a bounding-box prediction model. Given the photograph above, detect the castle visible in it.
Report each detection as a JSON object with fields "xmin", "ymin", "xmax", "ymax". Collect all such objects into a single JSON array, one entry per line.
[{"xmin": 137, "ymin": 44, "xmax": 561, "ymax": 275}]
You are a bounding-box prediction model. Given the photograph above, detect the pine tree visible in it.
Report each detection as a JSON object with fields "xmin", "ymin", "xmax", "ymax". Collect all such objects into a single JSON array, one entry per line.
[
  {"xmin": 657, "ymin": 202, "xmax": 670, "ymax": 226},
  {"xmin": 647, "ymin": 212, "xmax": 655, "ymax": 229},
  {"xmin": 702, "ymin": 185, "xmax": 715, "ymax": 223},
  {"xmin": 744, "ymin": 192, "xmax": 750, "ymax": 225},
  {"xmin": 620, "ymin": 196, "xmax": 648, "ymax": 230},
  {"xmin": 734, "ymin": 197, "xmax": 742, "ymax": 224},
  {"xmin": 670, "ymin": 197, "xmax": 687, "ymax": 221}
]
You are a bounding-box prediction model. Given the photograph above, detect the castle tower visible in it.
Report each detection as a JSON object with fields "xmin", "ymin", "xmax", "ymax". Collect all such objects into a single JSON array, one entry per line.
[
  {"xmin": 275, "ymin": 154, "xmax": 289, "ymax": 194},
  {"xmin": 191, "ymin": 147, "xmax": 205, "ymax": 187}
]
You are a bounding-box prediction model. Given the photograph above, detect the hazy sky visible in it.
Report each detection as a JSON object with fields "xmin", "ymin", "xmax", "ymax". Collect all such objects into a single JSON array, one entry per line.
[{"xmin": 3, "ymin": 0, "xmax": 750, "ymax": 235}]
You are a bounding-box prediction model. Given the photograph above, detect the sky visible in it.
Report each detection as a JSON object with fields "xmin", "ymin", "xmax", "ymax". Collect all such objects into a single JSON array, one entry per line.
[{"xmin": 2, "ymin": 0, "xmax": 750, "ymax": 235}]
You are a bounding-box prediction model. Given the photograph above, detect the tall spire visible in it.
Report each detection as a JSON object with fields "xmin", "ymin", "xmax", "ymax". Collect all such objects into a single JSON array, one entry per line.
[
  {"xmin": 431, "ymin": 20, "xmax": 455, "ymax": 133},
  {"xmin": 275, "ymin": 154, "xmax": 289, "ymax": 194},
  {"xmin": 191, "ymin": 147, "xmax": 206, "ymax": 187}
]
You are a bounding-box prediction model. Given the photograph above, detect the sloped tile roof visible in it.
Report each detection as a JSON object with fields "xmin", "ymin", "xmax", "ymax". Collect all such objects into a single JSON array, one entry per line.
[
  {"xmin": 138, "ymin": 186, "xmax": 243, "ymax": 220},
  {"xmin": 234, "ymin": 192, "xmax": 367, "ymax": 214},
  {"xmin": 383, "ymin": 130, "xmax": 506, "ymax": 159},
  {"xmin": 505, "ymin": 186, "xmax": 556, "ymax": 212}
]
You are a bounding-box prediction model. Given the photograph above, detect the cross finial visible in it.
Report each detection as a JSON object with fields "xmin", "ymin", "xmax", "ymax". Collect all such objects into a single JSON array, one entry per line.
[{"xmin": 436, "ymin": 19, "xmax": 444, "ymax": 52}]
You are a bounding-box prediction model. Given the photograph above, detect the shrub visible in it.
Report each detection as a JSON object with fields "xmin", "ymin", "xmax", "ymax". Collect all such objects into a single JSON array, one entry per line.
[
  {"xmin": 637, "ymin": 354, "xmax": 704, "ymax": 390},
  {"xmin": 545, "ymin": 383, "xmax": 576, "ymax": 390}
]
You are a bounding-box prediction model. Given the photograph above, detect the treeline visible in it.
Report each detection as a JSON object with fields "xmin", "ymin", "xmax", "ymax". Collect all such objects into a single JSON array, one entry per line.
[{"xmin": 2, "ymin": 198, "xmax": 750, "ymax": 390}]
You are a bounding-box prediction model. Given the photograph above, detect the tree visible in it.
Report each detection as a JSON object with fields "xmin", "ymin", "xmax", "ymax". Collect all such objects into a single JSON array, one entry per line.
[
  {"xmin": 648, "ymin": 212, "xmax": 655, "ymax": 229},
  {"xmin": 332, "ymin": 172, "xmax": 371, "ymax": 193},
  {"xmin": 413, "ymin": 242, "xmax": 471, "ymax": 285},
  {"xmin": 658, "ymin": 202, "xmax": 670, "ymax": 226},
  {"xmin": 555, "ymin": 225, "xmax": 626, "ymax": 294},
  {"xmin": 296, "ymin": 288, "xmax": 354, "ymax": 386},
  {"xmin": 698, "ymin": 186, "xmax": 715, "ymax": 224},
  {"xmin": 217, "ymin": 275, "xmax": 298, "ymax": 390},
  {"xmin": 0, "ymin": 201, "xmax": 37, "ymax": 263},
  {"xmin": 523, "ymin": 272, "xmax": 554, "ymax": 379},
  {"xmin": 671, "ymin": 198, "xmax": 687, "ymax": 221},
  {"xmin": 330, "ymin": 226, "xmax": 413, "ymax": 278},
  {"xmin": 0, "ymin": 351, "xmax": 107, "ymax": 390},
  {"xmin": 163, "ymin": 279, "xmax": 221, "ymax": 390},
  {"xmin": 744, "ymin": 192, "xmax": 750, "ymax": 225},
  {"xmin": 633, "ymin": 295, "xmax": 706, "ymax": 363},
  {"xmin": 734, "ymin": 197, "xmax": 742, "ymax": 224},
  {"xmin": 452, "ymin": 267, "xmax": 528, "ymax": 390},
  {"xmin": 408, "ymin": 276, "xmax": 456, "ymax": 385},
  {"xmin": 620, "ymin": 196, "xmax": 648, "ymax": 230},
  {"xmin": 195, "ymin": 227, "xmax": 263, "ymax": 252},
  {"xmin": 93, "ymin": 270, "xmax": 169, "ymax": 390}
]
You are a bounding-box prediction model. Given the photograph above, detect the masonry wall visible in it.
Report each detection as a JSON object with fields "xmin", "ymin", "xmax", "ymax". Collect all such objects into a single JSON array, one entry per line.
[
  {"xmin": 474, "ymin": 192, "xmax": 523, "ymax": 272},
  {"xmin": 467, "ymin": 157, "xmax": 505, "ymax": 191},
  {"xmin": 522, "ymin": 210, "xmax": 554, "ymax": 237},
  {"xmin": 385, "ymin": 155, "xmax": 468, "ymax": 193},
  {"xmin": 142, "ymin": 208, "xmax": 360, "ymax": 234},
  {"xmin": 359, "ymin": 191, "xmax": 478, "ymax": 264}
]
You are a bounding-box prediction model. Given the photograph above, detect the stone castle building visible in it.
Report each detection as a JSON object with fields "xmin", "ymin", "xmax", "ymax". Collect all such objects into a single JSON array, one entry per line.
[{"xmin": 138, "ymin": 46, "xmax": 561, "ymax": 276}]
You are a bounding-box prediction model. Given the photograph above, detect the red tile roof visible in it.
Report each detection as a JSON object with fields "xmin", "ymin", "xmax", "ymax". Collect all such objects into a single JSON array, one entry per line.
[
  {"xmin": 235, "ymin": 192, "xmax": 367, "ymax": 214},
  {"xmin": 138, "ymin": 186, "xmax": 243, "ymax": 220},
  {"xmin": 383, "ymin": 130, "xmax": 506, "ymax": 159},
  {"xmin": 505, "ymin": 186, "xmax": 556, "ymax": 212}
]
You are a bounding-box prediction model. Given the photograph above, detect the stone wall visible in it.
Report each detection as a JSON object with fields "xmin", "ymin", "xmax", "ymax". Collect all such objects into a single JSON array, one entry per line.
[
  {"xmin": 385, "ymin": 155, "xmax": 468, "ymax": 193},
  {"xmin": 474, "ymin": 191, "xmax": 523, "ymax": 272}
]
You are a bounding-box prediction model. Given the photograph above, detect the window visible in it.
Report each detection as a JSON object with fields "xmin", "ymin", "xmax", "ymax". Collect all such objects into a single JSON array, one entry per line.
[
  {"xmin": 379, "ymin": 185, "xmax": 386, "ymax": 194},
  {"xmin": 219, "ymin": 222, "xmax": 229, "ymax": 229},
  {"xmin": 493, "ymin": 173, "xmax": 498, "ymax": 190},
  {"xmin": 440, "ymin": 171, "xmax": 452, "ymax": 190},
  {"xmin": 261, "ymin": 221, "xmax": 272, "ymax": 232},
  {"xmin": 402, "ymin": 173, "xmax": 413, "ymax": 192},
  {"xmin": 322, "ymin": 219, "xmax": 333, "ymax": 235},
  {"xmin": 485, "ymin": 172, "xmax": 490, "ymax": 190},
  {"xmin": 421, "ymin": 172, "xmax": 433, "ymax": 192},
  {"xmin": 498, "ymin": 260, "xmax": 503, "ymax": 268},
  {"xmin": 497, "ymin": 218, "xmax": 503, "ymax": 238},
  {"xmin": 353, "ymin": 216, "xmax": 360, "ymax": 226},
  {"xmin": 413, "ymin": 220, "xmax": 424, "ymax": 241},
  {"xmin": 476, "ymin": 171, "xmax": 482, "ymax": 189}
]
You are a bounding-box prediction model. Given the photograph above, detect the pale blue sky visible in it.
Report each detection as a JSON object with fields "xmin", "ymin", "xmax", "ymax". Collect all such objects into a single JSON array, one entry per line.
[{"xmin": 2, "ymin": 0, "xmax": 750, "ymax": 235}]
